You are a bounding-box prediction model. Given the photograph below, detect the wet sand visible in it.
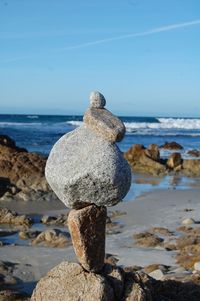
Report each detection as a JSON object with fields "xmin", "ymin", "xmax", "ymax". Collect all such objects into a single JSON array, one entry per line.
[{"xmin": 0, "ymin": 188, "xmax": 200, "ymax": 296}]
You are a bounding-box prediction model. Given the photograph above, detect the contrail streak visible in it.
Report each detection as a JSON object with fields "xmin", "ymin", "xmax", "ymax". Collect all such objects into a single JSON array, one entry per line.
[
  {"xmin": 1, "ymin": 19, "xmax": 200, "ymax": 63},
  {"xmin": 60, "ymin": 19, "xmax": 200, "ymax": 51}
]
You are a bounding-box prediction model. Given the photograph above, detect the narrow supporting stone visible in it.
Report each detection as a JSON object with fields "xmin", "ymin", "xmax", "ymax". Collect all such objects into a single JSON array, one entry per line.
[
  {"xmin": 68, "ymin": 204, "xmax": 107, "ymax": 272},
  {"xmin": 68, "ymin": 205, "xmax": 107, "ymax": 272}
]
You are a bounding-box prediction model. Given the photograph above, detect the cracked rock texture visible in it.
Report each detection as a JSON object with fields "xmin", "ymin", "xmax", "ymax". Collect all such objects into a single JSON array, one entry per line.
[
  {"xmin": 31, "ymin": 261, "xmax": 115, "ymax": 301},
  {"xmin": 68, "ymin": 204, "xmax": 106, "ymax": 272}
]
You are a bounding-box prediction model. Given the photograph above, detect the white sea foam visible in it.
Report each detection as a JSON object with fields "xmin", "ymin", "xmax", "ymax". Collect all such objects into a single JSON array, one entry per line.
[
  {"xmin": 27, "ymin": 115, "xmax": 39, "ymax": 119},
  {"xmin": 65, "ymin": 118, "xmax": 200, "ymax": 137},
  {"xmin": 66, "ymin": 121, "xmax": 83, "ymax": 127},
  {"xmin": 0, "ymin": 115, "xmax": 200, "ymax": 136},
  {"xmin": 125, "ymin": 118, "xmax": 200, "ymax": 132},
  {"xmin": 0, "ymin": 122, "xmax": 42, "ymax": 126},
  {"xmin": 157, "ymin": 118, "xmax": 200, "ymax": 129}
]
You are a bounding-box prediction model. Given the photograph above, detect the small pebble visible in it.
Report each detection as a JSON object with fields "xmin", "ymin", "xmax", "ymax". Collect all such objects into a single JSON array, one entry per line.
[
  {"xmin": 194, "ymin": 262, "xmax": 200, "ymax": 271},
  {"xmin": 89, "ymin": 91, "xmax": 106, "ymax": 108},
  {"xmin": 182, "ymin": 218, "xmax": 195, "ymax": 225},
  {"xmin": 149, "ymin": 269, "xmax": 164, "ymax": 280}
]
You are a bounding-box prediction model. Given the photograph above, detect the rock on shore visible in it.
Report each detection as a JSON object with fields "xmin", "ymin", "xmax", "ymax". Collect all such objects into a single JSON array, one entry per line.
[
  {"xmin": 124, "ymin": 144, "xmax": 166, "ymax": 175},
  {"xmin": 31, "ymin": 260, "xmax": 200, "ymax": 301},
  {"xmin": 0, "ymin": 135, "xmax": 58, "ymax": 202},
  {"xmin": 31, "ymin": 261, "xmax": 153, "ymax": 301},
  {"xmin": 0, "ymin": 208, "xmax": 32, "ymax": 228},
  {"xmin": 125, "ymin": 142, "xmax": 200, "ymax": 176}
]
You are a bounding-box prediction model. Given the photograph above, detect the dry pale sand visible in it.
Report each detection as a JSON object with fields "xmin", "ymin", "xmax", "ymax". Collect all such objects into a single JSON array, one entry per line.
[{"xmin": 0, "ymin": 188, "xmax": 200, "ymax": 294}]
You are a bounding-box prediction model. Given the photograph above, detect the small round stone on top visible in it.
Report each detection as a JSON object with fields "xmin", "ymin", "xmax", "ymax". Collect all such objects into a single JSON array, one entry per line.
[{"xmin": 89, "ymin": 91, "xmax": 106, "ymax": 109}]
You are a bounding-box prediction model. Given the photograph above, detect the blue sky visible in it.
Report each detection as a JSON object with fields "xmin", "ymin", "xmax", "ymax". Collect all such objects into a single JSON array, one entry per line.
[{"xmin": 0, "ymin": 0, "xmax": 200, "ymax": 116}]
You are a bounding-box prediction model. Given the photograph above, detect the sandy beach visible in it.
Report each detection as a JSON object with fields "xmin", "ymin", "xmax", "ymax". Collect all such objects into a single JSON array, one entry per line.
[
  {"xmin": 1, "ymin": 187, "xmax": 200, "ymax": 298},
  {"xmin": 0, "ymin": 135, "xmax": 200, "ymax": 299}
]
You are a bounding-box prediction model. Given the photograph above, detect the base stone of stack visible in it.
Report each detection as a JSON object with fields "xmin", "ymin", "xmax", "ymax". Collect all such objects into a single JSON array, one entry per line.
[
  {"xmin": 31, "ymin": 261, "xmax": 155, "ymax": 301},
  {"xmin": 68, "ymin": 204, "xmax": 106, "ymax": 272},
  {"xmin": 30, "ymin": 261, "xmax": 115, "ymax": 301}
]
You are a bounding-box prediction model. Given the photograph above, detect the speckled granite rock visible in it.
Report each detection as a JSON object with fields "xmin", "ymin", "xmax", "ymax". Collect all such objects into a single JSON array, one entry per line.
[
  {"xmin": 68, "ymin": 204, "xmax": 106, "ymax": 272},
  {"xmin": 89, "ymin": 91, "xmax": 106, "ymax": 108},
  {"xmin": 45, "ymin": 125, "xmax": 131, "ymax": 209},
  {"xmin": 31, "ymin": 261, "xmax": 156, "ymax": 301},
  {"xmin": 31, "ymin": 261, "xmax": 114, "ymax": 301}
]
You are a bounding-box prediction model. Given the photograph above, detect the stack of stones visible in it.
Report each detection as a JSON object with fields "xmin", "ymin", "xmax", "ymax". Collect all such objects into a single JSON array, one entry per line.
[
  {"xmin": 45, "ymin": 91, "xmax": 131, "ymax": 273},
  {"xmin": 31, "ymin": 92, "xmax": 132, "ymax": 300}
]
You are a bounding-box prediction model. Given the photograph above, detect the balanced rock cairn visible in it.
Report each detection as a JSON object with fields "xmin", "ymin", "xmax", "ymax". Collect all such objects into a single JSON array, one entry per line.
[
  {"xmin": 45, "ymin": 91, "xmax": 131, "ymax": 272},
  {"xmin": 31, "ymin": 92, "xmax": 132, "ymax": 300}
]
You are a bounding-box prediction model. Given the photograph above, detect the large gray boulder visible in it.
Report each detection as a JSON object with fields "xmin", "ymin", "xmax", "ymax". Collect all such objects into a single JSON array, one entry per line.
[{"xmin": 45, "ymin": 125, "xmax": 131, "ymax": 209}]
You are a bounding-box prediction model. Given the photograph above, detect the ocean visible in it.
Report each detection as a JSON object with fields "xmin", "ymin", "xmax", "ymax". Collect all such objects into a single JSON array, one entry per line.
[
  {"xmin": 0, "ymin": 114, "xmax": 200, "ymax": 157},
  {"xmin": 0, "ymin": 114, "xmax": 200, "ymax": 199}
]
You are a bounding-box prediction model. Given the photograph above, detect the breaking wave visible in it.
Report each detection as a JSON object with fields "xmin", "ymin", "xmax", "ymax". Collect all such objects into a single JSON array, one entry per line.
[
  {"xmin": 125, "ymin": 118, "xmax": 200, "ymax": 132},
  {"xmin": 66, "ymin": 121, "xmax": 83, "ymax": 127}
]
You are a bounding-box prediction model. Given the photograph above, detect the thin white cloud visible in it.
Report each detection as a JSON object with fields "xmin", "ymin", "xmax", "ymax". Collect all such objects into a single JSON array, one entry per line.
[
  {"xmin": 59, "ymin": 19, "xmax": 200, "ymax": 51},
  {"xmin": 1, "ymin": 19, "xmax": 200, "ymax": 63}
]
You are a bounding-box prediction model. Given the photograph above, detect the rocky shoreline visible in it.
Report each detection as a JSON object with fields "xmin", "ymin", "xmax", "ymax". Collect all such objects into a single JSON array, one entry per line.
[
  {"xmin": 1, "ymin": 134, "xmax": 200, "ymax": 300},
  {"xmin": 1, "ymin": 135, "xmax": 200, "ymax": 205},
  {"xmin": 124, "ymin": 142, "xmax": 200, "ymax": 176},
  {"xmin": 0, "ymin": 135, "xmax": 59, "ymax": 203},
  {"xmin": 1, "ymin": 134, "xmax": 200, "ymax": 201}
]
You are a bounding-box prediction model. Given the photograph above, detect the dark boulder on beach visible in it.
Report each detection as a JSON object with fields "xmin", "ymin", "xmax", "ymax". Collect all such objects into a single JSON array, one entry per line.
[
  {"xmin": 0, "ymin": 135, "xmax": 57, "ymax": 202},
  {"xmin": 124, "ymin": 144, "xmax": 166, "ymax": 175},
  {"xmin": 187, "ymin": 149, "xmax": 200, "ymax": 157},
  {"xmin": 160, "ymin": 141, "xmax": 183, "ymax": 150},
  {"xmin": 125, "ymin": 142, "xmax": 200, "ymax": 176},
  {"xmin": 0, "ymin": 207, "xmax": 32, "ymax": 228},
  {"xmin": 0, "ymin": 134, "xmax": 27, "ymax": 152},
  {"xmin": 31, "ymin": 229, "xmax": 71, "ymax": 248},
  {"xmin": 182, "ymin": 159, "xmax": 200, "ymax": 176},
  {"xmin": 147, "ymin": 143, "xmax": 160, "ymax": 161},
  {"xmin": 166, "ymin": 153, "xmax": 183, "ymax": 170}
]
